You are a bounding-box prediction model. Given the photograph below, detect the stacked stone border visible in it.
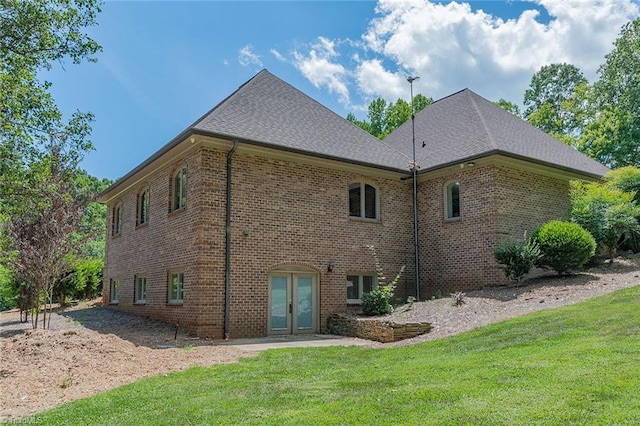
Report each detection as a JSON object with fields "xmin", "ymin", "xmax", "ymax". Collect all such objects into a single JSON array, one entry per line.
[{"xmin": 327, "ymin": 313, "xmax": 432, "ymax": 343}]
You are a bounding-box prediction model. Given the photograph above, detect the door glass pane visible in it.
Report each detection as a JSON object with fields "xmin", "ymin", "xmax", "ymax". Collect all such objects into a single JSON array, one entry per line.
[
  {"xmin": 296, "ymin": 277, "xmax": 313, "ymax": 329},
  {"xmin": 271, "ymin": 277, "xmax": 288, "ymax": 330}
]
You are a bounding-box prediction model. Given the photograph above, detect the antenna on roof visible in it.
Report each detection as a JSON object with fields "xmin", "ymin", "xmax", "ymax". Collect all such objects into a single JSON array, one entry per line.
[{"xmin": 407, "ymin": 75, "xmax": 421, "ymax": 303}]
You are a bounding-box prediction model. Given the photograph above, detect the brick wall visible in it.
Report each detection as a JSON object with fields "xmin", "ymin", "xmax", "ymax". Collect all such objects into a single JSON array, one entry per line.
[
  {"xmin": 103, "ymin": 146, "xmax": 414, "ymax": 338},
  {"xmin": 225, "ymin": 150, "xmax": 413, "ymax": 337},
  {"xmin": 417, "ymin": 163, "xmax": 571, "ymax": 296},
  {"xmin": 103, "ymin": 148, "xmax": 227, "ymax": 336},
  {"xmin": 103, "ymin": 147, "xmax": 573, "ymax": 338}
]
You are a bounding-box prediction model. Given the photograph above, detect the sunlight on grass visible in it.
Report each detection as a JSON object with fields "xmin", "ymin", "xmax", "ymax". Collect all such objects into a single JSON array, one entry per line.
[{"xmin": 38, "ymin": 286, "xmax": 640, "ymax": 425}]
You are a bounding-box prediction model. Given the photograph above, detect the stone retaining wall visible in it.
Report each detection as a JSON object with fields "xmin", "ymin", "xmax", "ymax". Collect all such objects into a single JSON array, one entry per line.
[{"xmin": 327, "ymin": 313, "xmax": 432, "ymax": 343}]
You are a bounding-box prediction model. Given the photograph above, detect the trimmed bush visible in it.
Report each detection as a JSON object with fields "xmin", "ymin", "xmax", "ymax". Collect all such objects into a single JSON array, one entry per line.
[
  {"xmin": 494, "ymin": 239, "xmax": 541, "ymax": 282},
  {"xmin": 532, "ymin": 220, "xmax": 596, "ymax": 275},
  {"xmin": 361, "ymin": 286, "xmax": 395, "ymax": 316}
]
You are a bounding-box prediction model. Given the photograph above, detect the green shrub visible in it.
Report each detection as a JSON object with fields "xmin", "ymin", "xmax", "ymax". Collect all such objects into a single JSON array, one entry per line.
[
  {"xmin": 361, "ymin": 286, "xmax": 396, "ymax": 315},
  {"xmin": 361, "ymin": 245, "xmax": 405, "ymax": 316},
  {"xmin": 494, "ymin": 239, "xmax": 541, "ymax": 282},
  {"xmin": 570, "ymin": 180, "xmax": 640, "ymax": 258},
  {"xmin": 532, "ymin": 220, "xmax": 596, "ymax": 275}
]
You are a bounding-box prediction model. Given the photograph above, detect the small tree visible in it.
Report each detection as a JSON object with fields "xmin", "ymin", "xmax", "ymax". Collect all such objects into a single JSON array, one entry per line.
[
  {"xmin": 2, "ymin": 126, "xmax": 95, "ymax": 328},
  {"xmin": 570, "ymin": 180, "xmax": 640, "ymax": 259},
  {"xmin": 532, "ymin": 221, "xmax": 596, "ymax": 275},
  {"xmin": 361, "ymin": 245, "xmax": 405, "ymax": 316},
  {"xmin": 494, "ymin": 236, "xmax": 541, "ymax": 282}
]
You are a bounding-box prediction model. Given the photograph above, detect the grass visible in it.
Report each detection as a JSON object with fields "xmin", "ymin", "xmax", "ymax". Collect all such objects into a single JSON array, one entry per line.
[{"xmin": 35, "ymin": 286, "xmax": 640, "ymax": 425}]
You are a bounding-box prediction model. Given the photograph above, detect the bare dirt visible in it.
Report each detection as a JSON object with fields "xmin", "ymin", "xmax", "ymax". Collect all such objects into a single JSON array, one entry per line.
[
  {"xmin": 1, "ymin": 255, "xmax": 640, "ymax": 420},
  {"xmin": 0, "ymin": 301, "xmax": 255, "ymax": 421}
]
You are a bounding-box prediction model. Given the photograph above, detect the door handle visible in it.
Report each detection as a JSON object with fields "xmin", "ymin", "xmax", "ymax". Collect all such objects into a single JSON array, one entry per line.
[{"xmin": 289, "ymin": 301, "xmax": 292, "ymax": 314}]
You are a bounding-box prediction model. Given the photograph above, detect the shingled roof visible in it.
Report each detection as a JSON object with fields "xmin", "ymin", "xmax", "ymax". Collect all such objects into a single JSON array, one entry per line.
[
  {"xmin": 383, "ymin": 88, "xmax": 609, "ymax": 178},
  {"xmin": 191, "ymin": 70, "xmax": 410, "ymax": 170}
]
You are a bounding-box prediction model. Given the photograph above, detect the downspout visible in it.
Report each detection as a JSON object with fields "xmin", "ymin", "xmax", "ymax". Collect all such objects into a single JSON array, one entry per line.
[
  {"xmin": 412, "ymin": 167, "xmax": 420, "ymax": 301},
  {"xmin": 224, "ymin": 140, "xmax": 238, "ymax": 340}
]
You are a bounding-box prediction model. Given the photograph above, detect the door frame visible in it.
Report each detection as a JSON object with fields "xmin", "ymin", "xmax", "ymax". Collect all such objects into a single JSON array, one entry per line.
[{"xmin": 267, "ymin": 267, "xmax": 319, "ymax": 335}]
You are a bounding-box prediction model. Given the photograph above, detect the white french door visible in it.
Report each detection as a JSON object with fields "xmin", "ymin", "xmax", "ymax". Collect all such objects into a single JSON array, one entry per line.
[{"xmin": 268, "ymin": 273, "xmax": 318, "ymax": 335}]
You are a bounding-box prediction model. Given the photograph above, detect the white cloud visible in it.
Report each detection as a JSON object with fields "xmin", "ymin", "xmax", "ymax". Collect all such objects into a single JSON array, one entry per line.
[
  {"xmin": 238, "ymin": 44, "xmax": 263, "ymax": 67},
  {"xmin": 292, "ymin": 37, "xmax": 351, "ymax": 105},
  {"xmin": 291, "ymin": 0, "xmax": 639, "ymax": 109},
  {"xmin": 270, "ymin": 48, "xmax": 286, "ymax": 63}
]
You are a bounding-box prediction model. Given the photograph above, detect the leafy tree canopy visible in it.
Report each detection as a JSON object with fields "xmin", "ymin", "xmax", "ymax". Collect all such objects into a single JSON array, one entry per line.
[
  {"xmin": 523, "ymin": 63, "xmax": 588, "ymax": 141},
  {"xmin": 0, "ymin": 0, "xmax": 102, "ymax": 165},
  {"xmin": 582, "ymin": 18, "xmax": 640, "ymax": 168},
  {"xmin": 494, "ymin": 99, "xmax": 521, "ymax": 117},
  {"xmin": 347, "ymin": 94, "xmax": 432, "ymax": 139}
]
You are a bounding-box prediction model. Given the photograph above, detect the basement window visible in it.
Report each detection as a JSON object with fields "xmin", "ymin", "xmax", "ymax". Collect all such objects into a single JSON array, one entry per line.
[
  {"xmin": 346, "ymin": 274, "xmax": 376, "ymax": 304},
  {"xmin": 109, "ymin": 279, "xmax": 119, "ymax": 304},
  {"xmin": 135, "ymin": 276, "xmax": 147, "ymax": 304},
  {"xmin": 169, "ymin": 272, "xmax": 184, "ymax": 304}
]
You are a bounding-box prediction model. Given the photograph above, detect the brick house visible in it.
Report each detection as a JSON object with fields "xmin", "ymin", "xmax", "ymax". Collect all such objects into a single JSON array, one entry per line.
[{"xmin": 99, "ymin": 70, "xmax": 608, "ymax": 338}]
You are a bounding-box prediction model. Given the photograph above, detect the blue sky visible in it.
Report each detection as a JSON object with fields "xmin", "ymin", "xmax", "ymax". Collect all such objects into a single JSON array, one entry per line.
[{"xmin": 44, "ymin": 0, "xmax": 640, "ymax": 180}]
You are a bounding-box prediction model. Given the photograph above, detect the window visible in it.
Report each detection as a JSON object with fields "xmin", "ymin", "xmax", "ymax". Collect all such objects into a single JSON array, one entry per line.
[
  {"xmin": 111, "ymin": 203, "xmax": 122, "ymax": 236},
  {"xmin": 445, "ymin": 181, "xmax": 460, "ymax": 219},
  {"xmin": 109, "ymin": 279, "xmax": 119, "ymax": 304},
  {"xmin": 136, "ymin": 188, "xmax": 149, "ymax": 226},
  {"xmin": 169, "ymin": 272, "xmax": 184, "ymax": 303},
  {"xmin": 349, "ymin": 183, "xmax": 378, "ymax": 219},
  {"xmin": 346, "ymin": 274, "xmax": 376, "ymax": 303},
  {"xmin": 172, "ymin": 167, "xmax": 187, "ymax": 211},
  {"xmin": 135, "ymin": 276, "xmax": 147, "ymax": 304}
]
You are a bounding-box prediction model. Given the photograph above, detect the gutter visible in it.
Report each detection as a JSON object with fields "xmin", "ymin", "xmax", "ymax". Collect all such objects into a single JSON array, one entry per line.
[{"xmin": 224, "ymin": 140, "xmax": 239, "ymax": 340}]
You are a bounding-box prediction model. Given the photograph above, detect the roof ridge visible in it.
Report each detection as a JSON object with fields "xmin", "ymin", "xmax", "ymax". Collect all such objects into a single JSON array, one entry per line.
[
  {"xmin": 188, "ymin": 69, "xmax": 270, "ymax": 131},
  {"xmin": 467, "ymin": 90, "xmax": 499, "ymax": 150},
  {"xmin": 257, "ymin": 71, "xmax": 413, "ymax": 165},
  {"xmin": 430, "ymin": 87, "xmax": 470, "ymax": 105}
]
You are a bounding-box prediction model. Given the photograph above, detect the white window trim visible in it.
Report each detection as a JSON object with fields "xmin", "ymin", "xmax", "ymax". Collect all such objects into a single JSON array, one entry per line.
[
  {"xmin": 444, "ymin": 180, "xmax": 461, "ymax": 221},
  {"xmin": 348, "ymin": 182, "xmax": 380, "ymax": 221},
  {"xmin": 171, "ymin": 167, "xmax": 187, "ymax": 212},
  {"xmin": 136, "ymin": 187, "xmax": 150, "ymax": 226},
  {"xmin": 346, "ymin": 273, "xmax": 378, "ymax": 304},
  {"xmin": 135, "ymin": 276, "xmax": 147, "ymax": 304},
  {"xmin": 168, "ymin": 272, "xmax": 184, "ymax": 304},
  {"xmin": 111, "ymin": 202, "xmax": 122, "ymax": 236},
  {"xmin": 109, "ymin": 279, "xmax": 119, "ymax": 304}
]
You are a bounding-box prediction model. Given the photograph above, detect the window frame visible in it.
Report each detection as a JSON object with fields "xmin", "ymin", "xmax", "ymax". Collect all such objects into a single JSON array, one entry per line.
[
  {"xmin": 171, "ymin": 166, "xmax": 187, "ymax": 212},
  {"xmin": 111, "ymin": 202, "xmax": 122, "ymax": 236},
  {"xmin": 168, "ymin": 271, "xmax": 184, "ymax": 304},
  {"xmin": 444, "ymin": 180, "xmax": 461, "ymax": 221},
  {"xmin": 136, "ymin": 187, "xmax": 150, "ymax": 227},
  {"xmin": 135, "ymin": 276, "xmax": 147, "ymax": 304},
  {"xmin": 348, "ymin": 182, "xmax": 379, "ymax": 221},
  {"xmin": 109, "ymin": 279, "xmax": 119, "ymax": 304},
  {"xmin": 346, "ymin": 273, "xmax": 377, "ymax": 304}
]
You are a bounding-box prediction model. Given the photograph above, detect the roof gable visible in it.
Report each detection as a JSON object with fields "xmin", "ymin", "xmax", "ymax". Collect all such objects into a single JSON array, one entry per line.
[
  {"xmin": 191, "ymin": 70, "xmax": 410, "ymax": 170},
  {"xmin": 383, "ymin": 88, "xmax": 609, "ymax": 178}
]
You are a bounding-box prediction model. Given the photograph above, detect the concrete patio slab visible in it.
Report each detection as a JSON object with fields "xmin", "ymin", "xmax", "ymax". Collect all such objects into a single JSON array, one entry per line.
[{"xmin": 216, "ymin": 334, "xmax": 371, "ymax": 352}]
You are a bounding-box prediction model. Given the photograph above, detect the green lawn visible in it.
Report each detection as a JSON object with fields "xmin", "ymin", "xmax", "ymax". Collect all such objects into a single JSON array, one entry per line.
[{"xmin": 35, "ymin": 286, "xmax": 640, "ymax": 425}]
